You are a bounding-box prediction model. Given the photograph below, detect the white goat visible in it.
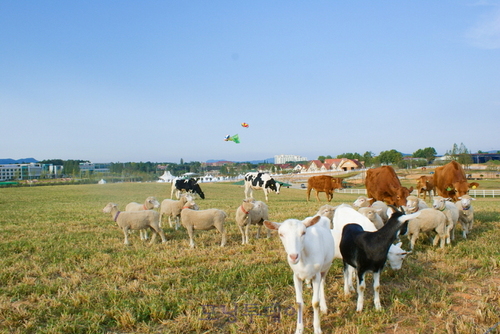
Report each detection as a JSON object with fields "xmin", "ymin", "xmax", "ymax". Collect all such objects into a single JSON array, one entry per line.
[
  {"xmin": 264, "ymin": 216, "xmax": 334, "ymax": 334},
  {"xmin": 455, "ymin": 195, "xmax": 476, "ymax": 239},
  {"xmin": 235, "ymin": 198, "xmax": 270, "ymax": 245},
  {"xmin": 160, "ymin": 194, "xmax": 196, "ymax": 230},
  {"xmin": 404, "ymin": 208, "xmax": 448, "ymax": 250},
  {"xmin": 404, "ymin": 195, "xmax": 428, "ymax": 214},
  {"xmin": 340, "ymin": 210, "xmax": 420, "ymax": 311},
  {"xmin": 103, "ymin": 203, "xmax": 167, "ymax": 245},
  {"xmin": 432, "ymin": 196, "xmax": 459, "ymax": 244},
  {"xmin": 125, "ymin": 196, "xmax": 160, "ymax": 240},
  {"xmin": 353, "ymin": 196, "xmax": 389, "ymax": 223},
  {"xmin": 180, "ymin": 206, "xmax": 227, "ymax": 248}
]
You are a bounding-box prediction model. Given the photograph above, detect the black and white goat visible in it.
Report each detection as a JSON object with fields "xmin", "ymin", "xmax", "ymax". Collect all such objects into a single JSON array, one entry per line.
[{"xmin": 340, "ymin": 209, "xmax": 420, "ymax": 311}]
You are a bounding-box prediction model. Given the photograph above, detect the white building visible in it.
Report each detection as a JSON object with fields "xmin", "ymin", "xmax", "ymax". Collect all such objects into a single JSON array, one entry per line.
[
  {"xmin": 0, "ymin": 163, "xmax": 43, "ymax": 181},
  {"xmin": 274, "ymin": 154, "xmax": 308, "ymax": 164}
]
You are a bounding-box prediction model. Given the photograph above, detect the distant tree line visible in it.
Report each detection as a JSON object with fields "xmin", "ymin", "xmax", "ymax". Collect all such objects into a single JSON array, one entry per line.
[
  {"xmin": 318, "ymin": 144, "xmax": 472, "ymax": 169},
  {"xmin": 37, "ymin": 143, "xmax": 476, "ymax": 179}
]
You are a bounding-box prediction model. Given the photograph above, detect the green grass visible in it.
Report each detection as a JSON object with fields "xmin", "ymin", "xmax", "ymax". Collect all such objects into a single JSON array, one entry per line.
[{"xmin": 0, "ymin": 182, "xmax": 499, "ymax": 333}]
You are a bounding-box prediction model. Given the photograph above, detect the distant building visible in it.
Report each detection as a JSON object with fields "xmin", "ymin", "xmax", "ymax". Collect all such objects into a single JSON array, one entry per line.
[
  {"xmin": 274, "ymin": 154, "xmax": 308, "ymax": 164},
  {"xmin": 79, "ymin": 162, "xmax": 111, "ymax": 174},
  {"xmin": 0, "ymin": 163, "xmax": 43, "ymax": 181}
]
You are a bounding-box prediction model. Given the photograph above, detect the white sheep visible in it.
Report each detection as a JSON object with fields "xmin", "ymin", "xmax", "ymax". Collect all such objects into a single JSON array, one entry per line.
[
  {"xmin": 264, "ymin": 215, "xmax": 334, "ymax": 334},
  {"xmin": 103, "ymin": 202, "xmax": 167, "ymax": 245},
  {"xmin": 180, "ymin": 206, "xmax": 227, "ymax": 248},
  {"xmin": 455, "ymin": 195, "xmax": 476, "ymax": 239},
  {"xmin": 315, "ymin": 204, "xmax": 337, "ymax": 228},
  {"xmin": 432, "ymin": 196, "xmax": 459, "ymax": 244},
  {"xmin": 357, "ymin": 207, "xmax": 384, "ymax": 229},
  {"xmin": 404, "ymin": 208, "xmax": 448, "ymax": 250},
  {"xmin": 235, "ymin": 198, "xmax": 270, "ymax": 245},
  {"xmin": 125, "ymin": 196, "xmax": 160, "ymax": 240},
  {"xmin": 404, "ymin": 195, "xmax": 429, "ymax": 214},
  {"xmin": 159, "ymin": 194, "xmax": 196, "ymax": 230},
  {"xmin": 353, "ymin": 196, "xmax": 389, "ymax": 223}
]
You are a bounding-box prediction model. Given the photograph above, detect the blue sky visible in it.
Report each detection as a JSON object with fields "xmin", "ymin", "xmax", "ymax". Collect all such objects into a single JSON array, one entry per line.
[{"xmin": 1, "ymin": 1, "xmax": 499, "ymax": 163}]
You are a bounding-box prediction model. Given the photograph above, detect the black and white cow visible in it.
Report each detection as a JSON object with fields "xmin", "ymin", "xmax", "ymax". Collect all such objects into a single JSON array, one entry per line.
[
  {"xmin": 171, "ymin": 178, "xmax": 205, "ymax": 199},
  {"xmin": 244, "ymin": 172, "xmax": 281, "ymax": 202}
]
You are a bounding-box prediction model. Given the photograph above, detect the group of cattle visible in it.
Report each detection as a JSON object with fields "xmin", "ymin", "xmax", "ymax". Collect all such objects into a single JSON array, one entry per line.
[
  {"xmin": 306, "ymin": 160, "xmax": 480, "ymax": 206},
  {"xmin": 364, "ymin": 161, "xmax": 479, "ymax": 206}
]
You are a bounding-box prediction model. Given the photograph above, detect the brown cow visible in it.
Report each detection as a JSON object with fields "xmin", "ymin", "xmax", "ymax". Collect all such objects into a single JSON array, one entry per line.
[
  {"xmin": 365, "ymin": 166, "xmax": 413, "ymax": 207},
  {"xmin": 416, "ymin": 175, "xmax": 435, "ymax": 200},
  {"xmin": 306, "ymin": 175, "xmax": 343, "ymax": 202},
  {"xmin": 433, "ymin": 161, "xmax": 479, "ymax": 201}
]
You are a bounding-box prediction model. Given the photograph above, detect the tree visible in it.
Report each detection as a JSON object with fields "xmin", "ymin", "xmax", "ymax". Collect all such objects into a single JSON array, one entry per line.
[
  {"xmin": 63, "ymin": 160, "xmax": 81, "ymax": 176},
  {"xmin": 337, "ymin": 152, "xmax": 363, "ymax": 160},
  {"xmin": 412, "ymin": 147, "xmax": 437, "ymax": 163},
  {"xmin": 363, "ymin": 151, "xmax": 375, "ymax": 167},
  {"xmin": 446, "ymin": 143, "xmax": 473, "ymax": 168},
  {"xmin": 378, "ymin": 149, "xmax": 403, "ymax": 165}
]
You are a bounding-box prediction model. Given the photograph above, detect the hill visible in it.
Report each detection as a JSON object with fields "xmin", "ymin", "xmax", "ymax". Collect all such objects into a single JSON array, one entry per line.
[{"xmin": 0, "ymin": 158, "xmax": 38, "ymax": 164}]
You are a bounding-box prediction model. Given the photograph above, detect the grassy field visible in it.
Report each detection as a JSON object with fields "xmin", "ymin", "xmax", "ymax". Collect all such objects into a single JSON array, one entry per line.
[{"xmin": 0, "ymin": 182, "xmax": 499, "ymax": 333}]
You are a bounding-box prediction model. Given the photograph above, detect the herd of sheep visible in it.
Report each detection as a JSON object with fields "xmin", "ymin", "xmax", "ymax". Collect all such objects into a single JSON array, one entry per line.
[
  {"xmin": 102, "ymin": 192, "xmax": 270, "ymax": 248},
  {"xmin": 101, "ymin": 184, "xmax": 477, "ymax": 334}
]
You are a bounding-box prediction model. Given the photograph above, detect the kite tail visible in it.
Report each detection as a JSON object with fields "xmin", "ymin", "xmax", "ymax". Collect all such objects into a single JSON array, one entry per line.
[{"xmin": 232, "ymin": 134, "xmax": 240, "ymax": 143}]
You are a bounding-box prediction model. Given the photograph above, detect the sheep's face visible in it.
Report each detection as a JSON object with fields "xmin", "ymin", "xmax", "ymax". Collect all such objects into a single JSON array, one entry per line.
[
  {"xmin": 102, "ymin": 203, "xmax": 117, "ymax": 213},
  {"xmin": 147, "ymin": 197, "xmax": 160, "ymax": 209},
  {"xmin": 359, "ymin": 208, "xmax": 377, "ymax": 221},
  {"xmin": 432, "ymin": 197, "xmax": 447, "ymax": 211},
  {"xmin": 353, "ymin": 196, "xmax": 370, "ymax": 208},
  {"xmin": 458, "ymin": 195, "xmax": 475, "ymax": 210}
]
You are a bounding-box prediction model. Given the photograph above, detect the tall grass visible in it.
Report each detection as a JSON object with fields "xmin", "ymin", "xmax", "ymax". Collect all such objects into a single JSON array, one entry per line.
[{"xmin": 0, "ymin": 182, "xmax": 498, "ymax": 333}]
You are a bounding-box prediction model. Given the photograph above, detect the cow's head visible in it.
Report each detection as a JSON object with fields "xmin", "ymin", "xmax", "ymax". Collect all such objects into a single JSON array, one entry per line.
[
  {"xmin": 189, "ymin": 178, "xmax": 205, "ymax": 199},
  {"xmin": 392, "ymin": 186, "xmax": 413, "ymax": 207},
  {"xmin": 331, "ymin": 178, "xmax": 343, "ymax": 190},
  {"xmin": 266, "ymin": 179, "xmax": 281, "ymax": 194}
]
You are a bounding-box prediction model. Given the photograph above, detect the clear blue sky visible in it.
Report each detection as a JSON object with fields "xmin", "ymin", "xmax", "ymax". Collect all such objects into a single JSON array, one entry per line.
[{"xmin": 1, "ymin": 1, "xmax": 499, "ymax": 163}]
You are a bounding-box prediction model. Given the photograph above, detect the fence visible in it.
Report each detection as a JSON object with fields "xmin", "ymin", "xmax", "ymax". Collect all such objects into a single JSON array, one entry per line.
[
  {"xmin": 336, "ymin": 188, "xmax": 500, "ymax": 198},
  {"xmin": 468, "ymin": 189, "xmax": 500, "ymax": 198}
]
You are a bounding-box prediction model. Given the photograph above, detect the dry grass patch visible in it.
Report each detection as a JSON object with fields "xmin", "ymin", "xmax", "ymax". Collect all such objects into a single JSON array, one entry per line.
[{"xmin": 0, "ymin": 182, "xmax": 499, "ymax": 333}]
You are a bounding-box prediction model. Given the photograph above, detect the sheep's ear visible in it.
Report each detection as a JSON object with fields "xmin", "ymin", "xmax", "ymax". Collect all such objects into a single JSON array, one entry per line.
[
  {"xmin": 304, "ymin": 215, "xmax": 321, "ymax": 227},
  {"xmin": 264, "ymin": 220, "xmax": 280, "ymax": 230}
]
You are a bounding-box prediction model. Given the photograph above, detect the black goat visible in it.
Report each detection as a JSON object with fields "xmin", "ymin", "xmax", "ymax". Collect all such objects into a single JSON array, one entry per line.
[{"xmin": 340, "ymin": 209, "xmax": 420, "ymax": 311}]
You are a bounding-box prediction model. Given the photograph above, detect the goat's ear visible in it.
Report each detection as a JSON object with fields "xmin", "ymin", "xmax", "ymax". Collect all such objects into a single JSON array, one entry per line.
[
  {"xmin": 264, "ymin": 220, "xmax": 280, "ymax": 230},
  {"xmin": 304, "ymin": 215, "xmax": 321, "ymax": 227}
]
